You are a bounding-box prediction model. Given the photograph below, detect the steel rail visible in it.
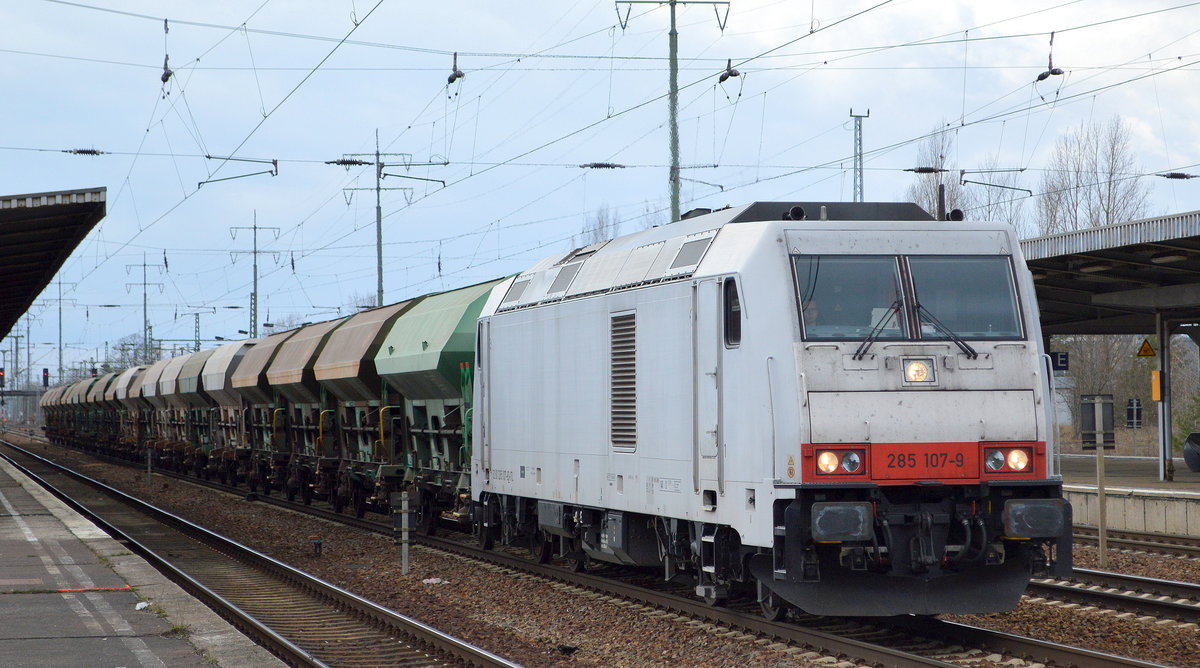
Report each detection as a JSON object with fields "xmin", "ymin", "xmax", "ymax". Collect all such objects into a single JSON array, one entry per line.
[
  {"xmin": 1074, "ymin": 526, "xmax": 1200, "ymax": 558},
  {"xmin": 883, "ymin": 616, "xmax": 1173, "ymax": 668},
  {"xmin": 1028, "ymin": 577, "xmax": 1200, "ymax": 623},
  {"xmin": 0, "ymin": 443, "xmax": 326, "ymax": 668},
  {"xmin": 16, "ymin": 434, "xmax": 1178, "ymax": 668},
  {"xmin": 1071, "ymin": 567, "xmax": 1200, "ymax": 601},
  {"xmin": 0, "ymin": 439, "xmax": 519, "ymax": 668}
]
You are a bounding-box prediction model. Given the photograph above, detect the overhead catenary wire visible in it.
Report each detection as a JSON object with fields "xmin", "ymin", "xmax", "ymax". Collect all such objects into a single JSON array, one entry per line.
[{"xmin": 30, "ymin": 1, "xmax": 1200, "ymax": 353}]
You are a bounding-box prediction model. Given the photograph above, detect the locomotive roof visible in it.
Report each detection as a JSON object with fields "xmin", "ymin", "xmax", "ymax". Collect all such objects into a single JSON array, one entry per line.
[
  {"xmin": 493, "ymin": 201, "xmax": 940, "ymax": 313},
  {"xmin": 719, "ymin": 201, "xmax": 934, "ymax": 223}
]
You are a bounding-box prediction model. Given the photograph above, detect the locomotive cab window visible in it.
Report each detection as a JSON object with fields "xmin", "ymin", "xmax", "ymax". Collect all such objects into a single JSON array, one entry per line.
[
  {"xmin": 723, "ymin": 278, "xmax": 741, "ymax": 347},
  {"xmin": 794, "ymin": 255, "xmax": 906, "ymax": 341},
  {"xmin": 793, "ymin": 254, "xmax": 1023, "ymax": 341},
  {"xmin": 908, "ymin": 256, "xmax": 1022, "ymax": 340}
]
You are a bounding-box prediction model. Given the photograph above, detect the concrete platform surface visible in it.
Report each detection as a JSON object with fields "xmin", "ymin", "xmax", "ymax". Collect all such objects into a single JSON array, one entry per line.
[{"xmin": 0, "ymin": 456, "xmax": 285, "ymax": 667}]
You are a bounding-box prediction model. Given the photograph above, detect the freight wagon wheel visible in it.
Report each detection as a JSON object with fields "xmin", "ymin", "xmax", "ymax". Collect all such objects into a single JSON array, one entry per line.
[
  {"xmin": 333, "ymin": 491, "xmax": 346, "ymax": 514},
  {"xmin": 353, "ymin": 489, "xmax": 367, "ymax": 519},
  {"xmin": 418, "ymin": 501, "xmax": 437, "ymax": 536},
  {"xmin": 286, "ymin": 486, "xmax": 297, "ymax": 503}
]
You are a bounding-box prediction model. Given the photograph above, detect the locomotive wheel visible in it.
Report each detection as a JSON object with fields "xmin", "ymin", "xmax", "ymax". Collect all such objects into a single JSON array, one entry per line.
[
  {"xmin": 529, "ymin": 529, "xmax": 552, "ymax": 564},
  {"xmin": 478, "ymin": 525, "xmax": 495, "ymax": 550},
  {"xmin": 568, "ymin": 537, "xmax": 587, "ymax": 572},
  {"xmin": 759, "ymin": 592, "xmax": 788, "ymax": 621},
  {"xmin": 477, "ymin": 498, "xmax": 498, "ymax": 550}
]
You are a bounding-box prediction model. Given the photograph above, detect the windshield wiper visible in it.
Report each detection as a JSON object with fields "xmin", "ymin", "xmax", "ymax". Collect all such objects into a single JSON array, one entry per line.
[
  {"xmin": 916, "ymin": 303, "xmax": 978, "ymax": 359},
  {"xmin": 853, "ymin": 300, "xmax": 901, "ymax": 360}
]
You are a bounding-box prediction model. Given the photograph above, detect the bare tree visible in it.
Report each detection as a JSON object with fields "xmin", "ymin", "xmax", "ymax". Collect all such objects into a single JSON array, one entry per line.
[
  {"xmin": 904, "ymin": 126, "xmax": 973, "ymax": 219},
  {"xmin": 571, "ymin": 205, "xmax": 619, "ymax": 249},
  {"xmin": 344, "ymin": 291, "xmax": 377, "ymax": 312},
  {"xmin": 637, "ymin": 199, "xmax": 666, "ymax": 230},
  {"xmin": 1036, "ymin": 116, "xmax": 1153, "ymax": 234},
  {"xmin": 1038, "ymin": 118, "xmax": 1156, "ymax": 449},
  {"xmin": 1170, "ymin": 338, "xmax": 1200, "ymax": 451},
  {"xmin": 108, "ymin": 333, "xmax": 155, "ymax": 367},
  {"xmin": 1054, "ymin": 334, "xmax": 1156, "ymax": 448}
]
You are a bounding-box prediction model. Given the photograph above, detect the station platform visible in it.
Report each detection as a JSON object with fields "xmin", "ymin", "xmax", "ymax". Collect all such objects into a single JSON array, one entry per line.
[
  {"xmin": 1059, "ymin": 454, "xmax": 1200, "ymax": 536},
  {"xmin": 0, "ymin": 456, "xmax": 283, "ymax": 667}
]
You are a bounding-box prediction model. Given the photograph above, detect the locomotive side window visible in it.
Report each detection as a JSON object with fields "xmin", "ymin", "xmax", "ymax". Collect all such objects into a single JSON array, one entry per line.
[
  {"xmin": 723, "ymin": 278, "xmax": 741, "ymax": 347},
  {"xmin": 794, "ymin": 255, "xmax": 906, "ymax": 340},
  {"xmin": 909, "ymin": 256, "xmax": 1022, "ymax": 339}
]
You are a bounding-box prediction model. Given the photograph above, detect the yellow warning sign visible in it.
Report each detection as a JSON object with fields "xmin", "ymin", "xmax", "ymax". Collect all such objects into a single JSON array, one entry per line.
[
  {"xmin": 786, "ymin": 455, "xmax": 795, "ymax": 466},
  {"xmin": 1137, "ymin": 339, "xmax": 1156, "ymax": 357}
]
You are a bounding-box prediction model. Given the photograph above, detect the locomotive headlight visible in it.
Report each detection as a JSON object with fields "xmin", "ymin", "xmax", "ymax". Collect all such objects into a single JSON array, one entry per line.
[
  {"xmin": 1007, "ymin": 448, "xmax": 1030, "ymax": 471},
  {"xmin": 903, "ymin": 359, "xmax": 933, "ymax": 383},
  {"xmin": 840, "ymin": 451, "xmax": 862, "ymax": 473},
  {"xmin": 817, "ymin": 451, "xmax": 840, "ymax": 474},
  {"xmin": 985, "ymin": 449, "xmax": 1006, "ymax": 471}
]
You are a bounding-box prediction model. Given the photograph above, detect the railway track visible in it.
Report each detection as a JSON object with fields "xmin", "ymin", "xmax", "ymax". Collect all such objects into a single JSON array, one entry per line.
[
  {"xmin": 6, "ymin": 435, "xmax": 1176, "ymax": 668},
  {"xmin": 1074, "ymin": 525, "xmax": 1200, "ymax": 559},
  {"xmin": 0, "ymin": 439, "xmax": 518, "ymax": 668},
  {"xmin": 1029, "ymin": 569, "xmax": 1200, "ymax": 624}
]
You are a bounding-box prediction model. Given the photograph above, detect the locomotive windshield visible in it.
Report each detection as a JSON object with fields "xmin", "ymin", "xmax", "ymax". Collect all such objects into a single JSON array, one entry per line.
[
  {"xmin": 795, "ymin": 256, "xmax": 907, "ymax": 340},
  {"xmin": 795, "ymin": 254, "xmax": 1022, "ymax": 341},
  {"xmin": 908, "ymin": 256, "xmax": 1021, "ymax": 339}
]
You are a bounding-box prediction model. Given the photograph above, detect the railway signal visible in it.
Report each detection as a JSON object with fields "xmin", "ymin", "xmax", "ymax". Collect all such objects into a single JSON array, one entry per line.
[{"xmin": 42, "ymin": 368, "xmax": 49, "ymax": 387}]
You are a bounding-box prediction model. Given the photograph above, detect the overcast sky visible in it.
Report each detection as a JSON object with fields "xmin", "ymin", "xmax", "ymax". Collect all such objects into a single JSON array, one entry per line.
[{"xmin": 3, "ymin": 0, "xmax": 1199, "ymax": 378}]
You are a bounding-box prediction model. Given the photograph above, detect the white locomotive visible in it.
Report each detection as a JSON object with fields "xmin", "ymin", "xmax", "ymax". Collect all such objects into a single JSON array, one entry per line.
[{"xmin": 473, "ymin": 201, "xmax": 1070, "ymax": 617}]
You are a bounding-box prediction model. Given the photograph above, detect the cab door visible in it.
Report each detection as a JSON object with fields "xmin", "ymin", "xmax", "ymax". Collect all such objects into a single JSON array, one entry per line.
[
  {"xmin": 693, "ymin": 279, "xmax": 723, "ymax": 506},
  {"xmin": 475, "ymin": 319, "xmax": 491, "ymax": 484}
]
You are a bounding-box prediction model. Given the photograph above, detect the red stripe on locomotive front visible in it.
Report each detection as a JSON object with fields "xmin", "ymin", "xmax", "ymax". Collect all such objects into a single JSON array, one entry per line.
[{"xmin": 801, "ymin": 441, "xmax": 1047, "ymax": 484}]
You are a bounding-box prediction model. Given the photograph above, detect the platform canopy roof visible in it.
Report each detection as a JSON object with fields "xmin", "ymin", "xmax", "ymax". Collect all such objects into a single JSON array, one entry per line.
[
  {"xmin": 1021, "ymin": 210, "xmax": 1200, "ymax": 336},
  {"xmin": 0, "ymin": 188, "xmax": 106, "ymax": 339}
]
